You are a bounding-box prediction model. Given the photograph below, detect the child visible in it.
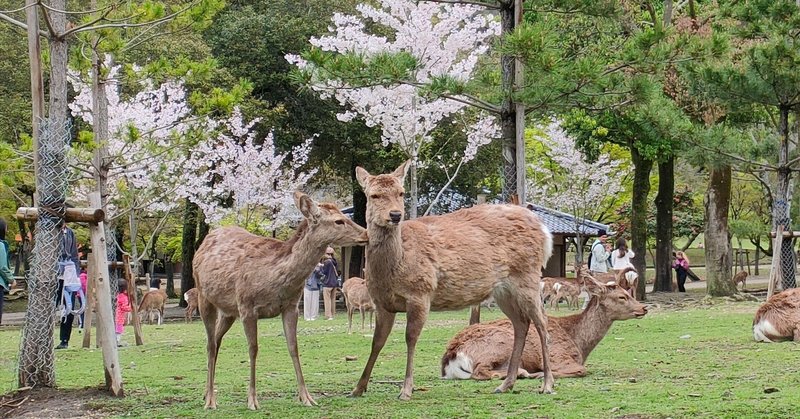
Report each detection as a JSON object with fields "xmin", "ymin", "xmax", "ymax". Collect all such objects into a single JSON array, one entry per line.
[
  {"xmin": 79, "ymin": 269, "xmax": 88, "ymax": 329},
  {"xmin": 115, "ymin": 280, "xmax": 132, "ymax": 346}
]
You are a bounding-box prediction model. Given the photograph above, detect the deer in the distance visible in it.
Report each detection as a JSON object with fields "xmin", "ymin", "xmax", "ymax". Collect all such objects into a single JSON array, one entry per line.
[
  {"xmin": 442, "ymin": 277, "xmax": 647, "ymax": 380},
  {"xmin": 352, "ymin": 162, "xmax": 554, "ymax": 400},
  {"xmin": 732, "ymin": 271, "xmax": 748, "ymax": 291},
  {"xmin": 550, "ymin": 281, "xmax": 581, "ymax": 310},
  {"xmin": 194, "ymin": 191, "xmax": 368, "ymax": 410},
  {"xmin": 342, "ymin": 277, "xmax": 374, "ymax": 334},
  {"xmin": 139, "ymin": 289, "xmax": 168, "ymax": 325},
  {"xmin": 752, "ymin": 288, "xmax": 800, "ymax": 342},
  {"xmin": 616, "ymin": 266, "xmax": 639, "ymax": 301},
  {"xmin": 184, "ymin": 288, "xmax": 199, "ymax": 322}
]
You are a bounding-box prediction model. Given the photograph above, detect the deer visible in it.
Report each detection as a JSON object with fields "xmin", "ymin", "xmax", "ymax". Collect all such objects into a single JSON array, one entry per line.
[
  {"xmin": 732, "ymin": 270, "xmax": 748, "ymax": 291},
  {"xmin": 138, "ymin": 289, "xmax": 168, "ymax": 325},
  {"xmin": 442, "ymin": 277, "xmax": 647, "ymax": 380},
  {"xmin": 194, "ymin": 191, "xmax": 368, "ymax": 410},
  {"xmin": 342, "ymin": 277, "xmax": 374, "ymax": 334},
  {"xmin": 550, "ymin": 281, "xmax": 581, "ymax": 310},
  {"xmin": 184, "ymin": 288, "xmax": 199, "ymax": 322},
  {"xmin": 752, "ymin": 288, "xmax": 800, "ymax": 342},
  {"xmin": 615, "ymin": 266, "xmax": 639, "ymax": 301},
  {"xmin": 351, "ymin": 161, "xmax": 554, "ymax": 400}
]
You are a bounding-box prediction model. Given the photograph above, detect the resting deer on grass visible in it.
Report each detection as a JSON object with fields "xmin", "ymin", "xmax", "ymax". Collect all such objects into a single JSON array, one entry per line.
[
  {"xmin": 752, "ymin": 288, "xmax": 800, "ymax": 342},
  {"xmin": 342, "ymin": 277, "xmax": 374, "ymax": 334},
  {"xmin": 442, "ymin": 277, "xmax": 647, "ymax": 380},
  {"xmin": 351, "ymin": 162, "xmax": 554, "ymax": 400},
  {"xmin": 194, "ymin": 191, "xmax": 368, "ymax": 410}
]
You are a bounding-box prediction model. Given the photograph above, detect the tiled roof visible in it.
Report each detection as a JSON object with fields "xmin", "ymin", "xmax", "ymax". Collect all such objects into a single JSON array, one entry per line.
[{"xmin": 526, "ymin": 203, "xmax": 611, "ymax": 237}]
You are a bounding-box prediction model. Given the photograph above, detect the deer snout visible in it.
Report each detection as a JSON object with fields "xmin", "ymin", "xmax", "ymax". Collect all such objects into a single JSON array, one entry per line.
[
  {"xmin": 634, "ymin": 305, "xmax": 648, "ymax": 317},
  {"xmin": 389, "ymin": 211, "xmax": 402, "ymax": 224}
]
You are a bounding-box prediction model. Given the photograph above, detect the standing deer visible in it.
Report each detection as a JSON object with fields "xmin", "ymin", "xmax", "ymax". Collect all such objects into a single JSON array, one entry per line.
[
  {"xmin": 442, "ymin": 278, "xmax": 647, "ymax": 380},
  {"xmin": 194, "ymin": 191, "xmax": 368, "ymax": 410},
  {"xmin": 184, "ymin": 288, "xmax": 199, "ymax": 322},
  {"xmin": 732, "ymin": 270, "xmax": 748, "ymax": 291},
  {"xmin": 351, "ymin": 162, "xmax": 554, "ymax": 400},
  {"xmin": 342, "ymin": 277, "xmax": 374, "ymax": 334},
  {"xmin": 139, "ymin": 289, "xmax": 168, "ymax": 325}
]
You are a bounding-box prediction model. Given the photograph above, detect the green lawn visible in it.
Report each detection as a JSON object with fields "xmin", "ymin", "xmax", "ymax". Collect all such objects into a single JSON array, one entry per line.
[{"xmin": 0, "ymin": 301, "xmax": 798, "ymax": 418}]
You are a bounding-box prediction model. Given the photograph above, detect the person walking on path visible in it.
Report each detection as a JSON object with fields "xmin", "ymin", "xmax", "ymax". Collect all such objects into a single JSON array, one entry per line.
[
  {"xmin": 304, "ymin": 259, "xmax": 324, "ymax": 321},
  {"xmin": 673, "ymin": 251, "xmax": 690, "ymax": 293},
  {"xmin": 320, "ymin": 247, "xmax": 339, "ymax": 320}
]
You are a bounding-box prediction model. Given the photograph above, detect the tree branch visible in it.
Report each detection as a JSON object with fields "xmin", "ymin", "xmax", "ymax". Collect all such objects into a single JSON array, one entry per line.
[
  {"xmin": 62, "ymin": 4, "xmax": 192, "ymax": 38},
  {"xmin": 418, "ymin": 0, "xmax": 501, "ymax": 10},
  {"xmin": 0, "ymin": 11, "xmax": 48, "ymax": 36}
]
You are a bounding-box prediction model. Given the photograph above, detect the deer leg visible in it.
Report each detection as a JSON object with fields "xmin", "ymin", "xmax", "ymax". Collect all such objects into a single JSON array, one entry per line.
[
  {"xmin": 281, "ymin": 308, "xmax": 317, "ymax": 406},
  {"xmin": 398, "ymin": 302, "xmax": 429, "ymax": 400},
  {"xmin": 494, "ymin": 313, "xmax": 529, "ymax": 393},
  {"xmin": 528, "ymin": 297, "xmax": 554, "ymax": 394},
  {"xmin": 793, "ymin": 327, "xmax": 800, "ymax": 342},
  {"xmin": 200, "ymin": 301, "xmax": 220, "ymax": 409},
  {"xmin": 351, "ymin": 309, "xmax": 396, "ymax": 397},
  {"xmin": 241, "ymin": 314, "xmax": 260, "ymax": 410},
  {"xmin": 360, "ymin": 307, "xmax": 366, "ymax": 332},
  {"xmin": 347, "ymin": 305, "xmax": 354, "ymax": 334}
]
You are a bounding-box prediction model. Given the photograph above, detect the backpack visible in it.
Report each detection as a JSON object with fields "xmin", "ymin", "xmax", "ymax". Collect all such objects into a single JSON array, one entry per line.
[{"xmin": 587, "ymin": 241, "xmax": 611, "ymax": 270}]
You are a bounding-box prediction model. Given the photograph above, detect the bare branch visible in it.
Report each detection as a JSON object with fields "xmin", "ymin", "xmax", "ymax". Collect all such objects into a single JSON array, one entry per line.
[
  {"xmin": 62, "ymin": 4, "xmax": 193, "ymax": 38},
  {"xmin": 0, "ymin": 11, "xmax": 48, "ymax": 36},
  {"xmin": 37, "ymin": 1, "xmax": 112, "ymax": 15},
  {"xmin": 418, "ymin": 0, "xmax": 501, "ymax": 10}
]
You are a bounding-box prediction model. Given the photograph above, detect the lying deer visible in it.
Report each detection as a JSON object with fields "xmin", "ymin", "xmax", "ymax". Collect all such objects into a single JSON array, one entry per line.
[
  {"xmin": 352, "ymin": 162, "xmax": 554, "ymax": 400},
  {"xmin": 139, "ymin": 289, "xmax": 168, "ymax": 325},
  {"xmin": 194, "ymin": 191, "xmax": 368, "ymax": 410},
  {"xmin": 184, "ymin": 288, "xmax": 199, "ymax": 322},
  {"xmin": 342, "ymin": 277, "xmax": 374, "ymax": 334},
  {"xmin": 752, "ymin": 288, "xmax": 800, "ymax": 342},
  {"xmin": 732, "ymin": 271, "xmax": 748, "ymax": 291},
  {"xmin": 442, "ymin": 277, "xmax": 647, "ymax": 380}
]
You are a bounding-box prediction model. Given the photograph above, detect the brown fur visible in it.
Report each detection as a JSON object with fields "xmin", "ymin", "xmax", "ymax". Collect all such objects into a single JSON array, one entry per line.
[
  {"xmin": 615, "ymin": 266, "xmax": 639, "ymax": 301},
  {"xmin": 184, "ymin": 288, "xmax": 199, "ymax": 322},
  {"xmin": 732, "ymin": 270, "xmax": 748, "ymax": 291},
  {"xmin": 442, "ymin": 279, "xmax": 647, "ymax": 380},
  {"xmin": 550, "ymin": 280, "xmax": 581, "ymax": 310},
  {"xmin": 351, "ymin": 162, "xmax": 555, "ymax": 400},
  {"xmin": 752, "ymin": 288, "xmax": 800, "ymax": 342},
  {"xmin": 193, "ymin": 191, "xmax": 368, "ymax": 410},
  {"xmin": 342, "ymin": 277, "xmax": 374, "ymax": 334},
  {"xmin": 138, "ymin": 289, "xmax": 168, "ymax": 325}
]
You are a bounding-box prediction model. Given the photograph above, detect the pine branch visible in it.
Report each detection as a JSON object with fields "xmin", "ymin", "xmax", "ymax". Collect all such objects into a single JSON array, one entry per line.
[
  {"xmin": 61, "ymin": 4, "xmax": 192, "ymax": 38},
  {"xmin": 418, "ymin": 0, "xmax": 501, "ymax": 9}
]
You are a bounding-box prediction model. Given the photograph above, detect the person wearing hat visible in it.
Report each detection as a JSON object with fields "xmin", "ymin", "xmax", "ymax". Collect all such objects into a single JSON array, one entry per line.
[
  {"xmin": 589, "ymin": 229, "xmax": 613, "ymax": 275},
  {"xmin": 320, "ymin": 246, "xmax": 340, "ymax": 320}
]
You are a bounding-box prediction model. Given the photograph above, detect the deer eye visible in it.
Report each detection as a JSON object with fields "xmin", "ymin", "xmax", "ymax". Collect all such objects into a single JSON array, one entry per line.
[
  {"xmin": 370, "ymin": 194, "xmax": 380, "ymax": 200},
  {"xmin": 399, "ymin": 192, "xmax": 405, "ymax": 197},
  {"xmin": 335, "ymin": 220, "xmax": 345, "ymax": 225}
]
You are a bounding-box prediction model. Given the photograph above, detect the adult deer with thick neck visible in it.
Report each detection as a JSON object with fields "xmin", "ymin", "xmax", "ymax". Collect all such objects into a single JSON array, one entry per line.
[
  {"xmin": 351, "ymin": 161, "xmax": 555, "ymax": 400},
  {"xmin": 194, "ymin": 191, "xmax": 368, "ymax": 410}
]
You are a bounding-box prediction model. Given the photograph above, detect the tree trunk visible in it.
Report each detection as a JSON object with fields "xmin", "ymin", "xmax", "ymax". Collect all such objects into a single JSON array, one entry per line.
[
  {"xmin": 165, "ymin": 256, "xmax": 176, "ymax": 298},
  {"xmin": 705, "ymin": 165, "xmax": 735, "ymax": 296},
  {"xmin": 631, "ymin": 147, "xmax": 653, "ymax": 300},
  {"xmin": 179, "ymin": 200, "xmax": 198, "ymax": 307},
  {"xmin": 774, "ymin": 106, "xmax": 795, "ymax": 288},
  {"xmin": 499, "ymin": 1, "xmax": 518, "ymax": 202},
  {"xmin": 408, "ymin": 158, "xmax": 418, "ymax": 218},
  {"xmin": 653, "ymin": 157, "xmax": 674, "ymax": 292},
  {"xmin": 349, "ymin": 183, "xmax": 367, "ymax": 278}
]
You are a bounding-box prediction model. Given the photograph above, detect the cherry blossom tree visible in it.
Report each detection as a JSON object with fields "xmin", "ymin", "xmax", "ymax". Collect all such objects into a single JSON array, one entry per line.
[
  {"xmin": 527, "ymin": 120, "xmax": 629, "ymax": 262},
  {"xmin": 178, "ymin": 108, "xmax": 317, "ymax": 232},
  {"xmin": 287, "ymin": 0, "xmax": 500, "ymax": 217}
]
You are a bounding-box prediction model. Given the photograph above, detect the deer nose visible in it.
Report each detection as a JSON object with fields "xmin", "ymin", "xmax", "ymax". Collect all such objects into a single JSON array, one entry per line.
[{"xmin": 389, "ymin": 211, "xmax": 402, "ymax": 224}]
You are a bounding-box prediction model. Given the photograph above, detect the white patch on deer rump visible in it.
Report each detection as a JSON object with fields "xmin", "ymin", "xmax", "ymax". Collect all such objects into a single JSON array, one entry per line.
[
  {"xmin": 753, "ymin": 319, "xmax": 779, "ymax": 342},
  {"xmin": 442, "ymin": 352, "xmax": 474, "ymax": 380}
]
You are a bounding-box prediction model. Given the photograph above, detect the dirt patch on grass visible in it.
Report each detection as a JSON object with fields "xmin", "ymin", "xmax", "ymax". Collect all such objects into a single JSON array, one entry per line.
[{"xmin": 0, "ymin": 387, "xmax": 116, "ymax": 418}]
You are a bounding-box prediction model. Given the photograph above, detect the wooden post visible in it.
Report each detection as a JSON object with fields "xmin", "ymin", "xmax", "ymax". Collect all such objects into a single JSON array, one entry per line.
[
  {"xmin": 755, "ymin": 245, "xmax": 760, "ymax": 276},
  {"xmin": 82, "ymin": 253, "xmax": 96, "ymax": 349},
  {"xmin": 88, "ymin": 192, "xmax": 124, "ymax": 396},
  {"xmin": 768, "ymin": 225, "xmax": 784, "ymax": 299},
  {"xmin": 123, "ymin": 254, "xmax": 144, "ymax": 345}
]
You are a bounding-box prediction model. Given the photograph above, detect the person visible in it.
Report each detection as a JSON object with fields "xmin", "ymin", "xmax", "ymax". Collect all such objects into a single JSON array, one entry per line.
[
  {"xmin": 589, "ymin": 229, "xmax": 612, "ymax": 275},
  {"xmin": 115, "ymin": 280, "xmax": 132, "ymax": 346},
  {"xmin": 303, "ymin": 259, "xmax": 324, "ymax": 321},
  {"xmin": 56, "ymin": 220, "xmax": 80, "ymax": 349},
  {"xmin": 0, "ymin": 218, "xmax": 18, "ymax": 325},
  {"xmin": 320, "ymin": 247, "xmax": 339, "ymax": 320},
  {"xmin": 78, "ymin": 268, "xmax": 88, "ymax": 329},
  {"xmin": 611, "ymin": 237, "xmax": 635, "ymax": 271},
  {"xmin": 673, "ymin": 251, "xmax": 690, "ymax": 293},
  {"xmin": 148, "ymin": 273, "xmax": 160, "ymax": 291}
]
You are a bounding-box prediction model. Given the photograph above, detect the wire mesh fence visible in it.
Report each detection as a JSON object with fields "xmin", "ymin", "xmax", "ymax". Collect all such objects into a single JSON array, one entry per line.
[{"xmin": 17, "ymin": 117, "xmax": 71, "ymax": 387}]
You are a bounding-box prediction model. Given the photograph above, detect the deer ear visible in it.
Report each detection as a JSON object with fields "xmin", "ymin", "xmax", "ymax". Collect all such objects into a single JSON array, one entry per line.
[
  {"xmin": 294, "ymin": 191, "xmax": 321, "ymax": 223},
  {"xmin": 355, "ymin": 166, "xmax": 371, "ymax": 190},
  {"xmin": 583, "ymin": 274, "xmax": 608, "ymax": 295},
  {"xmin": 392, "ymin": 160, "xmax": 411, "ymax": 182}
]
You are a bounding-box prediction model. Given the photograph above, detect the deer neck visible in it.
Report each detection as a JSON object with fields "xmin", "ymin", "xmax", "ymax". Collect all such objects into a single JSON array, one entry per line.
[
  {"xmin": 285, "ymin": 220, "xmax": 329, "ymax": 275},
  {"xmin": 561, "ymin": 298, "xmax": 614, "ymax": 361},
  {"xmin": 365, "ymin": 223, "xmax": 404, "ymax": 280}
]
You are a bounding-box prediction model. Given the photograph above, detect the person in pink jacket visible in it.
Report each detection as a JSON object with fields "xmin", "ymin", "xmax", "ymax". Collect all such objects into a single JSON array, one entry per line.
[
  {"xmin": 115, "ymin": 280, "xmax": 132, "ymax": 346},
  {"xmin": 672, "ymin": 251, "xmax": 690, "ymax": 293}
]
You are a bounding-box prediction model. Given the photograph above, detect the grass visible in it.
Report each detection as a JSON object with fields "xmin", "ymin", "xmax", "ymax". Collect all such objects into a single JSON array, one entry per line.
[{"xmin": 1, "ymin": 301, "xmax": 798, "ymax": 418}]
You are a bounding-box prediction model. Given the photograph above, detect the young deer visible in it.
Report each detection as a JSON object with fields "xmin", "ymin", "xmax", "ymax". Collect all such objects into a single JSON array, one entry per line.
[
  {"xmin": 551, "ymin": 281, "xmax": 581, "ymax": 310},
  {"xmin": 752, "ymin": 288, "xmax": 800, "ymax": 342},
  {"xmin": 352, "ymin": 162, "xmax": 554, "ymax": 400},
  {"xmin": 139, "ymin": 289, "xmax": 168, "ymax": 325},
  {"xmin": 184, "ymin": 288, "xmax": 199, "ymax": 322},
  {"xmin": 442, "ymin": 277, "xmax": 647, "ymax": 380},
  {"xmin": 194, "ymin": 191, "xmax": 368, "ymax": 410},
  {"xmin": 732, "ymin": 270, "xmax": 748, "ymax": 291},
  {"xmin": 342, "ymin": 277, "xmax": 374, "ymax": 334}
]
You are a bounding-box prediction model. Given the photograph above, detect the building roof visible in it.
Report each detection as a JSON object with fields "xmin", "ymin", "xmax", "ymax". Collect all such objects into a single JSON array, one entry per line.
[{"xmin": 526, "ymin": 203, "xmax": 611, "ymax": 237}]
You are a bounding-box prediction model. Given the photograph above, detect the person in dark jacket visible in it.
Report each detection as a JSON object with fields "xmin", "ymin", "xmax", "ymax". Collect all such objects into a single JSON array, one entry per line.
[
  {"xmin": 0, "ymin": 218, "xmax": 17, "ymax": 325},
  {"xmin": 303, "ymin": 259, "xmax": 324, "ymax": 321},
  {"xmin": 320, "ymin": 247, "xmax": 339, "ymax": 320},
  {"xmin": 56, "ymin": 220, "xmax": 80, "ymax": 349}
]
